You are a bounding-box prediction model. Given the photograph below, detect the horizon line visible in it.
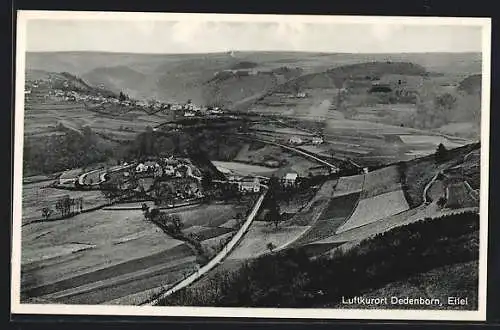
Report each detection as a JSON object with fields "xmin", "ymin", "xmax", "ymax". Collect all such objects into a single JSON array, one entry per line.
[{"xmin": 26, "ymin": 50, "xmax": 483, "ymax": 55}]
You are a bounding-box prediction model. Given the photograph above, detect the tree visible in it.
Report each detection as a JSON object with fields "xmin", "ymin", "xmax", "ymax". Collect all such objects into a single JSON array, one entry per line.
[
  {"xmin": 55, "ymin": 200, "xmax": 64, "ymax": 217},
  {"xmin": 265, "ymin": 196, "xmax": 282, "ymax": 229},
  {"xmin": 267, "ymin": 242, "xmax": 276, "ymax": 253},
  {"xmin": 119, "ymin": 91, "xmax": 128, "ymax": 102},
  {"xmin": 41, "ymin": 207, "xmax": 53, "ymax": 220},
  {"xmin": 62, "ymin": 196, "xmax": 73, "ymax": 216},
  {"xmin": 235, "ymin": 213, "xmax": 244, "ymax": 227},
  {"xmin": 437, "ymin": 196, "xmax": 447, "ymax": 208},
  {"xmin": 149, "ymin": 208, "xmax": 160, "ymax": 221},
  {"xmin": 170, "ymin": 214, "xmax": 184, "ymax": 234},
  {"xmin": 435, "ymin": 143, "xmax": 448, "ymax": 163},
  {"xmin": 141, "ymin": 203, "xmax": 150, "ymax": 219},
  {"xmin": 201, "ymin": 172, "xmax": 213, "ymax": 191},
  {"xmin": 435, "ymin": 93, "xmax": 457, "ymax": 111}
]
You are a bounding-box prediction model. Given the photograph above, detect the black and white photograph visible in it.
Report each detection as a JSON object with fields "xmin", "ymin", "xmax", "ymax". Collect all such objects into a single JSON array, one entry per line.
[{"xmin": 11, "ymin": 11, "xmax": 491, "ymax": 321}]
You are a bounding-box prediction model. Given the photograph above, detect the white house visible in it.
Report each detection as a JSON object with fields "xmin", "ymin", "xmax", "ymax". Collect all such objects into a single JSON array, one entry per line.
[
  {"xmin": 312, "ymin": 136, "xmax": 324, "ymax": 145},
  {"xmin": 238, "ymin": 177, "xmax": 261, "ymax": 193},
  {"xmin": 209, "ymin": 108, "xmax": 224, "ymax": 115},
  {"xmin": 184, "ymin": 111, "xmax": 195, "ymax": 117},
  {"xmin": 288, "ymin": 136, "xmax": 303, "ymax": 145},
  {"xmin": 283, "ymin": 173, "xmax": 298, "ymax": 187},
  {"xmin": 135, "ymin": 163, "xmax": 147, "ymax": 173},
  {"xmin": 163, "ymin": 165, "xmax": 176, "ymax": 177}
]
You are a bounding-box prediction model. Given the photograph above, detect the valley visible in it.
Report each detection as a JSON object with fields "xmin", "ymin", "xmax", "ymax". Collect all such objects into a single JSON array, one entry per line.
[{"xmin": 20, "ymin": 50, "xmax": 482, "ymax": 309}]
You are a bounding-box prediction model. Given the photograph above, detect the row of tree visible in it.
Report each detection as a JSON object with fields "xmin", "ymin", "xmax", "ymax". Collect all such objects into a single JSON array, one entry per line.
[{"xmin": 41, "ymin": 196, "xmax": 84, "ymax": 220}]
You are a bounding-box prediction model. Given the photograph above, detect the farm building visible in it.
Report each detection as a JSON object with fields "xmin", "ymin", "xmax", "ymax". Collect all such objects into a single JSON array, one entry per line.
[
  {"xmin": 238, "ymin": 177, "xmax": 261, "ymax": 193},
  {"xmin": 312, "ymin": 136, "xmax": 324, "ymax": 145},
  {"xmin": 135, "ymin": 163, "xmax": 147, "ymax": 173},
  {"xmin": 163, "ymin": 165, "xmax": 176, "ymax": 177},
  {"xmin": 283, "ymin": 173, "xmax": 298, "ymax": 187},
  {"xmin": 58, "ymin": 173, "xmax": 78, "ymax": 186},
  {"xmin": 288, "ymin": 136, "xmax": 303, "ymax": 145}
]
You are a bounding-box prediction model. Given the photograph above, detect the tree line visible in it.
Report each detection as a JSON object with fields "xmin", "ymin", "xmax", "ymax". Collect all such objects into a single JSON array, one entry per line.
[{"xmin": 41, "ymin": 196, "xmax": 84, "ymax": 220}]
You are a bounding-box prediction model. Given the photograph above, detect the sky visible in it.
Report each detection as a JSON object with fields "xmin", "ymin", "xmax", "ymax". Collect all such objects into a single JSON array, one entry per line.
[{"xmin": 24, "ymin": 15, "xmax": 485, "ymax": 54}]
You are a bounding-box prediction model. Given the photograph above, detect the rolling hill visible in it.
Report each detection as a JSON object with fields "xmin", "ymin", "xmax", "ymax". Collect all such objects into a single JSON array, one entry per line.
[
  {"xmin": 26, "ymin": 51, "xmax": 482, "ymax": 105},
  {"xmin": 458, "ymin": 74, "xmax": 482, "ymax": 95}
]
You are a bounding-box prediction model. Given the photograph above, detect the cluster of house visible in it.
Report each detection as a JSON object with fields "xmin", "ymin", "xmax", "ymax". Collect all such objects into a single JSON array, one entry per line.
[
  {"xmin": 134, "ymin": 157, "xmax": 201, "ymax": 181},
  {"xmin": 288, "ymin": 136, "xmax": 324, "ymax": 145},
  {"xmin": 152, "ymin": 176, "xmax": 204, "ymax": 201},
  {"xmin": 179, "ymin": 101, "xmax": 225, "ymax": 118},
  {"xmin": 225, "ymin": 171, "xmax": 300, "ymax": 194}
]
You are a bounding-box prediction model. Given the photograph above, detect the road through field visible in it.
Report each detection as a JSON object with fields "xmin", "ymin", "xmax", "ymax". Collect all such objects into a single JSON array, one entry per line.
[{"xmin": 143, "ymin": 185, "xmax": 268, "ymax": 305}]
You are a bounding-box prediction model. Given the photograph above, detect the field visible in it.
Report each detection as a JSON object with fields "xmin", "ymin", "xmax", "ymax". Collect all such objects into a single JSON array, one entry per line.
[
  {"xmin": 21, "ymin": 209, "xmax": 198, "ymax": 305},
  {"xmin": 211, "ymin": 160, "xmax": 278, "ymax": 177},
  {"xmin": 292, "ymin": 191, "xmax": 360, "ymax": 245},
  {"xmin": 446, "ymin": 182, "xmax": 479, "ymax": 209},
  {"xmin": 399, "ymin": 134, "xmax": 467, "ymax": 149},
  {"xmin": 22, "ymin": 181, "xmax": 108, "ymax": 224},
  {"xmin": 226, "ymin": 221, "xmax": 308, "ymax": 260},
  {"xmin": 428, "ymin": 179, "xmax": 446, "ymax": 202},
  {"xmin": 336, "ymin": 189, "xmax": 410, "ymax": 233},
  {"xmin": 233, "ymin": 142, "xmax": 320, "ymax": 177},
  {"xmin": 23, "ymin": 101, "xmax": 163, "ymax": 143},
  {"xmin": 285, "ymin": 179, "xmax": 338, "ymax": 226},
  {"xmin": 333, "ymin": 174, "xmax": 365, "ymax": 197},
  {"xmin": 161, "ymin": 203, "xmax": 249, "ymax": 229},
  {"xmin": 362, "ymin": 165, "xmax": 401, "ymax": 199}
]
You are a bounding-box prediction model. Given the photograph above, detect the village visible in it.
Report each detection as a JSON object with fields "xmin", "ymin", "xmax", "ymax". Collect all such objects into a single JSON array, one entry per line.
[{"xmin": 24, "ymin": 77, "xmax": 225, "ymax": 118}]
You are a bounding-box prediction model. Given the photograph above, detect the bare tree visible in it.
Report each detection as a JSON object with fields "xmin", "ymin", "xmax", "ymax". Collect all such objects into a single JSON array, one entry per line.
[{"xmin": 41, "ymin": 207, "xmax": 53, "ymax": 220}]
